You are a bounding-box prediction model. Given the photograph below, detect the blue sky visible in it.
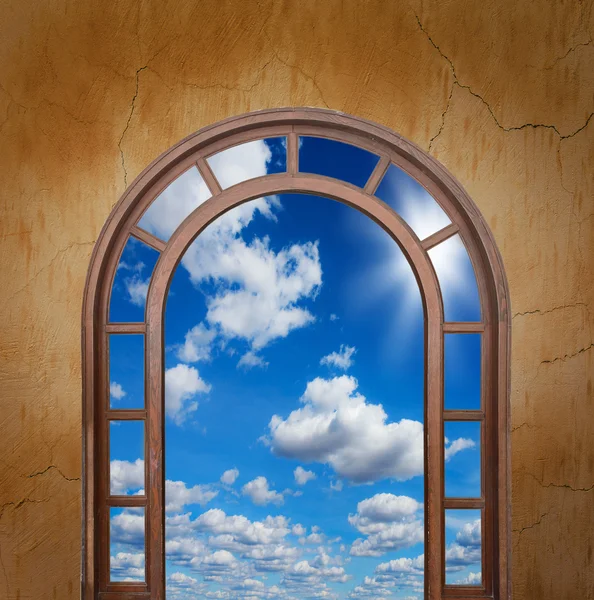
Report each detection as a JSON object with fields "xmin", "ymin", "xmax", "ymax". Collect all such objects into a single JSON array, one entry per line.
[{"xmin": 108, "ymin": 137, "xmax": 483, "ymax": 598}]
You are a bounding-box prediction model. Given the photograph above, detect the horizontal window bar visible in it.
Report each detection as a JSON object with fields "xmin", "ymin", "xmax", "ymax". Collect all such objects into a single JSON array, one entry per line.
[
  {"xmin": 444, "ymin": 497, "xmax": 484, "ymax": 509},
  {"xmin": 443, "ymin": 322, "xmax": 485, "ymax": 333},
  {"xmin": 106, "ymin": 495, "xmax": 146, "ymax": 507},
  {"xmin": 444, "ymin": 410, "xmax": 484, "ymax": 421},
  {"xmin": 106, "ymin": 410, "xmax": 147, "ymax": 420},
  {"xmin": 106, "ymin": 323, "xmax": 146, "ymax": 334}
]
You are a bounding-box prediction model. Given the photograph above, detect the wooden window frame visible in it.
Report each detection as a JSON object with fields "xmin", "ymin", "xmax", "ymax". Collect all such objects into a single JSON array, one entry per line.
[{"xmin": 82, "ymin": 108, "xmax": 511, "ymax": 600}]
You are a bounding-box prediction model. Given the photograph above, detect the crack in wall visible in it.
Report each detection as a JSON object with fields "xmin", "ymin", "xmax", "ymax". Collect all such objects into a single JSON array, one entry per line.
[
  {"xmin": 513, "ymin": 511, "xmax": 551, "ymax": 537},
  {"xmin": 526, "ymin": 471, "xmax": 594, "ymax": 493},
  {"xmin": 0, "ymin": 497, "xmax": 49, "ymax": 521},
  {"xmin": 414, "ymin": 14, "xmax": 594, "ymax": 141},
  {"xmin": 512, "ymin": 302, "xmax": 588, "ymax": 319},
  {"xmin": 26, "ymin": 464, "xmax": 80, "ymax": 482},
  {"xmin": 118, "ymin": 65, "xmax": 148, "ymax": 189},
  {"xmin": 540, "ymin": 342, "xmax": 594, "ymax": 366}
]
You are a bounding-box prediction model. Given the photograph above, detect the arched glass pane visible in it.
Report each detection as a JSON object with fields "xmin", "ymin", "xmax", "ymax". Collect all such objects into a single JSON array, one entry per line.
[
  {"xmin": 109, "ymin": 334, "xmax": 144, "ymax": 409},
  {"xmin": 162, "ymin": 193, "xmax": 444, "ymax": 599},
  {"xmin": 445, "ymin": 421, "xmax": 481, "ymax": 498},
  {"xmin": 445, "ymin": 333, "xmax": 482, "ymax": 410},
  {"xmin": 445, "ymin": 509, "xmax": 482, "ymax": 586},
  {"xmin": 138, "ymin": 166, "xmax": 211, "ymax": 242},
  {"xmin": 298, "ymin": 136, "xmax": 380, "ymax": 187},
  {"xmin": 109, "ymin": 237, "xmax": 159, "ymax": 322},
  {"xmin": 375, "ymin": 164, "xmax": 451, "ymax": 240},
  {"xmin": 428, "ymin": 235, "xmax": 481, "ymax": 322},
  {"xmin": 206, "ymin": 137, "xmax": 286, "ymax": 189}
]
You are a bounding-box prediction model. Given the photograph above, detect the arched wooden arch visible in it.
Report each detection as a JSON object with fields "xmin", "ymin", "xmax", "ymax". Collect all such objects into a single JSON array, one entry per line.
[{"xmin": 82, "ymin": 108, "xmax": 511, "ymax": 600}]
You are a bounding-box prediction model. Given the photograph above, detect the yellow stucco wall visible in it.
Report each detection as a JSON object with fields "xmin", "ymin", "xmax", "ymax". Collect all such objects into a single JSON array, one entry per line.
[{"xmin": 0, "ymin": 1, "xmax": 592, "ymax": 598}]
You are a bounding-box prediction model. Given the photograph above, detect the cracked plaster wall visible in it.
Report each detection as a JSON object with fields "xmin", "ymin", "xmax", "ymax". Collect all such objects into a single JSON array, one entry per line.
[{"xmin": 0, "ymin": 1, "xmax": 593, "ymax": 598}]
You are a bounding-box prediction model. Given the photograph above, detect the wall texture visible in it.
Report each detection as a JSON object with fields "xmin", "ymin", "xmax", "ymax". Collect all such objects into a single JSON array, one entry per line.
[{"xmin": 0, "ymin": 1, "xmax": 592, "ymax": 598}]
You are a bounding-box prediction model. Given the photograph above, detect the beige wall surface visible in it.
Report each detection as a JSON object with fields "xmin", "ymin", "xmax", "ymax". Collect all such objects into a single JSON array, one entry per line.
[{"xmin": 0, "ymin": 1, "xmax": 592, "ymax": 598}]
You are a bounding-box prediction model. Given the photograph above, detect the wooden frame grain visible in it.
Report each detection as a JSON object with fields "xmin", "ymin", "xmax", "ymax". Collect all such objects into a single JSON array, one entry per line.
[{"xmin": 82, "ymin": 108, "xmax": 511, "ymax": 600}]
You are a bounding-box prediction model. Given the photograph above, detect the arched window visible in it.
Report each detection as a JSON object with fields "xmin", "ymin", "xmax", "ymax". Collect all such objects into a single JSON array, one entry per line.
[{"xmin": 82, "ymin": 109, "xmax": 510, "ymax": 600}]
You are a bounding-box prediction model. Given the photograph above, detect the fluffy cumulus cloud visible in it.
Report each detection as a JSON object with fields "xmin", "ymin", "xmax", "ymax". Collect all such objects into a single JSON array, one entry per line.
[
  {"xmin": 294, "ymin": 466, "xmax": 316, "ymax": 486},
  {"xmin": 242, "ymin": 476, "xmax": 285, "ymax": 506},
  {"xmin": 320, "ymin": 344, "xmax": 356, "ymax": 371},
  {"xmin": 456, "ymin": 571, "xmax": 482, "ymax": 585},
  {"xmin": 267, "ymin": 375, "xmax": 476, "ymax": 484},
  {"xmin": 349, "ymin": 554, "xmax": 425, "ymax": 599},
  {"xmin": 444, "ymin": 436, "xmax": 476, "ymax": 460},
  {"xmin": 165, "ymin": 363, "xmax": 212, "ymax": 425},
  {"xmin": 220, "ymin": 468, "xmax": 239, "ymax": 485},
  {"xmin": 267, "ymin": 375, "xmax": 424, "ymax": 483},
  {"xmin": 110, "ymin": 458, "xmax": 144, "ymax": 495},
  {"xmin": 166, "ymin": 480, "xmax": 219, "ymax": 513},
  {"xmin": 109, "ymin": 381, "xmax": 126, "ymax": 401},
  {"xmin": 110, "ymin": 552, "xmax": 145, "ymax": 582},
  {"xmin": 445, "ymin": 519, "xmax": 482, "ymax": 571},
  {"xmin": 176, "ymin": 323, "xmax": 217, "ymax": 363},
  {"xmin": 348, "ymin": 493, "xmax": 424, "ymax": 557}
]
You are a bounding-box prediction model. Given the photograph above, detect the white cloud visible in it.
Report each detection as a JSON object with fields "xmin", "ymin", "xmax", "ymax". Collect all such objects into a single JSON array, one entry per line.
[
  {"xmin": 110, "ymin": 551, "xmax": 145, "ymax": 581},
  {"xmin": 165, "ymin": 364, "xmax": 211, "ymax": 425},
  {"xmin": 177, "ymin": 323, "xmax": 216, "ymax": 363},
  {"xmin": 165, "ymin": 480, "xmax": 219, "ymax": 513},
  {"xmin": 348, "ymin": 493, "xmax": 424, "ymax": 557},
  {"xmin": 444, "ymin": 437, "xmax": 476, "ymax": 461},
  {"xmin": 375, "ymin": 554, "xmax": 424, "ymax": 575},
  {"xmin": 110, "ymin": 509, "xmax": 145, "ymax": 545},
  {"xmin": 220, "ymin": 468, "xmax": 239, "ymax": 485},
  {"xmin": 242, "ymin": 476, "xmax": 285, "ymax": 506},
  {"xmin": 455, "ymin": 571, "xmax": 482, "ymax": 585},
  {"xmin": 294, "ymin": 466, "xmax": 316, "ymax": 486},
  {"xmin": 110, "ymin": 381, "xmax": 126, "ymax": 401},
  {"xmin": 348, "ymin": 494, "xmax": 421, "ymax": 531},
  {"xmin": 138, "ymin": 166, "xmax": 212, "ymax": 241},
  {"xmin": 196, "ymin": 237, "xmax": 321, "ymax": 351},
  {"xmin": 267, "ymin": 375, "xmax": 424, "ymax": 483},
  {"xmin": 110, "ymin": 459, "xmax": 144, "ymax": 495},
  {"xmin": 329, "ymin": 313, "xmax": 339, "ymax": 321},
  {"xmin": 125, "ymin": 275, "xmax": 150, "ymax": 306},
  {"xmin": 267, "ymin": 375, "xmax": 475, "ymax": 484},
  {"xmin": 445, "ymin": 519, "xmax": 482, "ymax": 570},
  {"xmin": 194, "ymin": 509, "xmax": 290, "ymax": 546},
  {"xmin": 292, "ymin": 524, "xmax": 306, "ymax": 537},
  {"xmin": 238, "ymin": 351, "xmax": 269, "ymax": 370},
  {"xmin": 206, "ymin": 139, "xmax": 273, "ymax": 190},
  {"xmin": 320, "ymin": 345, "xmax": 356, "ymax": 371},
  {"xmin": 330, "ymin": 480, "xmax": 344, "ymax": 492}
]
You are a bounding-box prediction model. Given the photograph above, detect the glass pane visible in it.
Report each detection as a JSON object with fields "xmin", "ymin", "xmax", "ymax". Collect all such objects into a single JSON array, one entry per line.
[
  {"xmin": 445, "ymin": 509, "xmax": 482, "ymax": 585},
  {"xmin": 163, "ymin": 194, "xmax": 426, "ymax": 599},
  {"xmin": 138, "ymin": 166, "xmax": 211, "ymax": 242},
  {"xmin": 109, "ymin": 237, "xmax": 159, "ymax": 322},
  {"xmin": 110, "ymin": 506, "xmax": 145, "ymax": 582},
  {"xmin": 298, "ymin": 136, "xmax": 380, "ymax": 187},
  {"xmin": 375, "ymin": 163, "xmax": 451, "ymax": 239},
  {"xmin": 445, "ymin": 421, "xmax": 481, "ymax": 498},
  {"xmin": 427, "ymin": 234, "xmax": 481, "ymax": 322},
  {"xmin": 109, "ymin": 334, "xmax": 144, "ymax": 409},
  {"xmin": 445, "ymin": 333, "xmax": 481, "ymax": 410},
  {"xmin": 110, "ymin": 420, "xmax": 144, "ymax": 495},
  {"xmin": 206, "ymin": 137, "xmax": 286, "ymax": 189}
]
